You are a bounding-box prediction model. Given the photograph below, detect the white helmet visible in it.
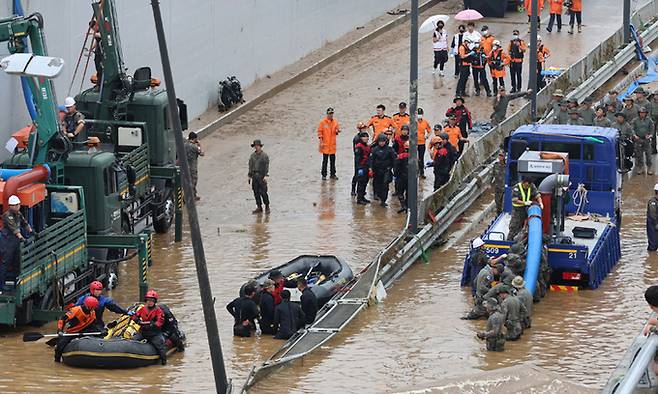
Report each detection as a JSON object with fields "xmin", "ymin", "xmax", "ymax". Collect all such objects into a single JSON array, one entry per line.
[
  {"xmin": 64, "ymin": 97, "xmax": 76, "ymax": 108},
  {"xmin": 493, "ymin": 39, "xmax": 501, "ymax": 47},
  {"xmin": 8, "ymin": 195, "xmax": 21, "ymax": 205},
  {"xmin": 654, "ymin": 183, "xmax": 658, "ymax": 192},
  {"xmin": 537, "ymin": 35, "xmax": 542, "ymax": 41},
  {"xmin": 472, "ymin": 237, "xmax": 485, "ymax": 249}
]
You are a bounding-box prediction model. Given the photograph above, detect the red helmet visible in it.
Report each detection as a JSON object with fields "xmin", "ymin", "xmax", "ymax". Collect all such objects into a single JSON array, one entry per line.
[
  {"xmin": 84, "ymin": 296, "xmax": 99, "ymax": 310},
  {"xmin": 145, "ymin": 290, "xmax": 159, "ymax": 301},
  {"xmin": 89, "ymin": 281, "xmax": 103, "ymax": 292}
]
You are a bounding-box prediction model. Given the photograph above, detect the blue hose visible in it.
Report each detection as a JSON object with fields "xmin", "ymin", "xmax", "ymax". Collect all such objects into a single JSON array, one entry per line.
[
  {"xmin": 0, "ymin": 164, "xmax": 50, "ymax": 181},
  {"xmin": 523, "ymin": 204, "xmax": 543, "ymax": 295},
  {"xmin": 13, "ymin": 0, "xmax": 37, "ymax": 121}
]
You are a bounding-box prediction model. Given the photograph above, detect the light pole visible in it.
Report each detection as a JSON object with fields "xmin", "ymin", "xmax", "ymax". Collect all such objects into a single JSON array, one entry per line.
[
  {"xmin": 408, "ymin": 0, "xmax": 419, "ymax": 233},
  {"xmin": 528, "ymin": 0, "xmax": 539, "ymax": 120}
]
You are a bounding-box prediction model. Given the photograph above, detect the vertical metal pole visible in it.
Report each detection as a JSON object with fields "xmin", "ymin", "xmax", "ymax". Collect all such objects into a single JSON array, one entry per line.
[
  {"xmin": 138, "ymin": 233, "xmax": 149, "ymax": 300},
  {"xmin": 528, "ymin": 0, "xmax": 539, "ymax": 120},
  {"xmin": 623, "ymin": 0, "xmax": 631, "ymax": 43},
  {"xmin": 174, "ymin": 170, "xmax": 183, "ymax": 242},
  {"xmin": 408, "ymin": 0, "xmax": 419, "ymax": 233},
  {"xmin": 150, "ymin": 2, "xmax": 230, "ymax": 393}
]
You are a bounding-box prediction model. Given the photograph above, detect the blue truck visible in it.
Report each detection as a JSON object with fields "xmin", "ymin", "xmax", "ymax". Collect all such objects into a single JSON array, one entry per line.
[{"xmin": 462, "ymin": 125, "xmax": 623, "ymax": 290}]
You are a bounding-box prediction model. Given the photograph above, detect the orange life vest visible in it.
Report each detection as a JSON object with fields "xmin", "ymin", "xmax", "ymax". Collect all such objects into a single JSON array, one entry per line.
[{"xmin": 58, "ymin": 305, "xmax": 96, "ymax": 333}]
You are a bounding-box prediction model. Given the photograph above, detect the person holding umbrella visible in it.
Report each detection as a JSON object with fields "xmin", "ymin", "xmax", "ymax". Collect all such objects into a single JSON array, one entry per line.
[{"xmin": 432, "ymin": 20, "xmax": 449, "ymax": 75}]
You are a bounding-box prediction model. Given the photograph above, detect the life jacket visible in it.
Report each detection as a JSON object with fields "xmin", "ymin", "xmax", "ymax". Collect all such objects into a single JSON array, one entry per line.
[
  {"xmin": 490, "ymin": 49, "xmax": 504, "ymax": 70},
  {"xmin": 509, "ymin": 42, "xmax": 524, "ymax": 61},
  {"xmin": 512, "ymin": 183, "xmax": 532, "ymax": 207},
  {"xmin": 355, "ymin": 142, "xmax": 371, "ymax": 167},
  {"xmin": 471, "ymin": 51, "xmax": 486, "ymax": 68},
  {"xmin": 58, "ymin": 306, "xmax": 96, "ymax": 333}
]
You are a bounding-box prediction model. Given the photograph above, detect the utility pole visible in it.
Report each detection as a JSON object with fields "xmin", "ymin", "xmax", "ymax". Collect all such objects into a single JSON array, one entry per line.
[
  {"xmin": 623, "ymin": 0, "xmax": 631, "ymax": 43},
  {"xmin": 407, "ymin": 0, "xmax": 419, "ymax": 233},
  {"xmin": 528, "ymin": 0, "xmax": 539, "ymax": 120},
  {"xmin": 150, "ymin": 1, "xmax": 230, "ymax": 393}
]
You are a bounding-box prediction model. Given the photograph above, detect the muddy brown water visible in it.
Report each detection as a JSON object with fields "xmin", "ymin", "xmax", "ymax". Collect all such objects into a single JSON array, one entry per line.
[{"xmin": 1, "ymin": 1, "xmax": 655, "ymax": 392}]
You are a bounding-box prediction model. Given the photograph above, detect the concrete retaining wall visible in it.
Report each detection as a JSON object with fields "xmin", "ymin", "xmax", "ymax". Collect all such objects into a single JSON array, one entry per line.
[{"xmin": 0, "ymin": 0, "xmax": 404, "ymax": 159}]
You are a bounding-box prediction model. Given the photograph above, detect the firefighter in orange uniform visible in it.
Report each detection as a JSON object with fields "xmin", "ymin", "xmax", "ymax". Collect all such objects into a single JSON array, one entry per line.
[
  {"xmin": 488, "ymin": 40, "xmax": 511, "ymax": 96},
  {"xmin": 54, "ymin": 296, "xmax": 100, "ymax": 362},
  {"xmin": 524, "ymin": 0, "xmax": 545, "ymax": 31},
  {"xmin": 392, "ymin": 102, "xmax": 410, "ymax": 137},
  {"xmin": 416, "ymin": 108, "xmax": 432, "ymax": 178},
  {"xmin": 445, "ymin": 116, "xmax": 467, "ymax": 156},
  {"xmin": 367, "ymin": 104, "xmax": 396, "ymax": 142},
  {"xmin": 568, "ymin": 0, "xmax": 582, "ymax": 34},
  {"xmin": 546, "ymin": 0, "xmax": 563, "ymax": 33},
  {"xmin": 536, "ymin": 36, "xmax": 550, "ymax": 90},
  {"xmin": 317, "ymin": 107, "xmax": 341, "ymax": 180}
]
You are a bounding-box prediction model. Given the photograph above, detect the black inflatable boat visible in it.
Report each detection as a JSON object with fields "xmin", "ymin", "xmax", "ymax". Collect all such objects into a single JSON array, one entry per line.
[
  {"xmin": 61, "ymin": 306, "xmax": 185, "ymax": 369},
  {"xmin": 61, "ymin": 336, "xmax": 178, "ymax": 368},
  {"xmin": 242, "ymin": 255, "xmax": 353, "ymax": 306}
]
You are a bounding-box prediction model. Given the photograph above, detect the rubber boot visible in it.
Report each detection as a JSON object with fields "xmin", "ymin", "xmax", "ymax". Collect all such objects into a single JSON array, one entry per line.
[
  {"xmin": 577, "ymin": 24, "xmax": 582, "ymax": 33},
  {"xmin": 252, "ymin": 206, "xmax": 263, "ymax": 214},
  {"xmin": 265, "ymin": 204, "xmax": 271, "ymax": 214},
  {"xmin": 568, "ymin": 25, "xmax": 574, "ymax": 34}
]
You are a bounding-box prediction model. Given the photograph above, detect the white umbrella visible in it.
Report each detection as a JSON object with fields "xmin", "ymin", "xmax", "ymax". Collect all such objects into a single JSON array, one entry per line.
[{"xmin": 419, "ymin": 14, "xmax": 450, "ymax": 33}]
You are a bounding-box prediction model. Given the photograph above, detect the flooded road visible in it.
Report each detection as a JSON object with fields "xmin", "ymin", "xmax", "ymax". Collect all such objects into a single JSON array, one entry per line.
[{"xmin": 0, "ymin": 0, "xmax": 655, "ymax": 392}]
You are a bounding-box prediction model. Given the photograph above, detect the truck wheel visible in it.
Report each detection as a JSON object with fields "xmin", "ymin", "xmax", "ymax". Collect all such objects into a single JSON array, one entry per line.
[{"xmin": 153, "ymin": 194, "xmax": 175, "ymax": 233}]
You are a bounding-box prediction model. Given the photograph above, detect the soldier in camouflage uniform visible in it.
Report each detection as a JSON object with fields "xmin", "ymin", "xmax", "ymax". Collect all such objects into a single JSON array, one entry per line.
[
  {"xmin": 477, "ymin": 298, "xmax": 506, "ymax": 351},
  {"xmin": 492, "ymin": 151, "xmax": 506, "ymax": 214},
  {"xmin": 541, "ymin": 89, "xmax": 565, "ymax": 119},
  {"xmin": 505, "ymin": 252, "xmax": 525, "ymax": 276},
  {"xmin": 632, "ymin": 107, "xmax": 655, "ymax": 175},
  {"xmin": 508, "ymin": 178, "xmax": 542, "ymax": 240},
  {"xmin": 566, "ymin": 109, "xmax": 584, "ymax": 126},
  {"xmin": 512, "ymin": 276, "xmax": 533, "ymax": 329},
  {"xmin": 499, "ymin": 285, "xmax": 526, "ymax": 340},
  {"xmin": 552, "ymin": 100, "xmax": 570, "ymax": 124},
  {"xmin": 579, "ymin": 97, "xmax": 595, "ymax": 126},
  {"xmin": 185, "ymin": 132, "xmax": 204, "ymax": 200},
  {"xmin": 0, "ymin": 195, "xmax": 32, "ymax": 293},
  {"xmin": 592, "ymin": 106, "xmax": 611, "ymax": 128},
  {"xmin": 621, "ymin": 97, "xmax": 639, "ymax": 122},
  {"xmin": 463, "ymin": 264, "xmax": 504, "ymax": 320}
]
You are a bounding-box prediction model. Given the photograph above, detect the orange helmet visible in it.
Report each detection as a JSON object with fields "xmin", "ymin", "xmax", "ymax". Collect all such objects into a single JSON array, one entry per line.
[{"xmin": 356, "ymin": 122, "xmax": 367, "ymax": 130}]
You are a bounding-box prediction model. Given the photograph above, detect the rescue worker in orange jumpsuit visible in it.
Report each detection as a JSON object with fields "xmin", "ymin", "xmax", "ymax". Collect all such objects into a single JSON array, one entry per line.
[
  {"xmin": 55, "ymin": 296, "xmax": 99, "ymax": 362},
  {"xmin": 367, "ymin": 104, "xmax": 396, "ymax": 142},
  {"xmin": 488, "ymin": 40, "xmax": 511, "ymax": 96},
  {"xmin": 536, "ymin": 36, "xmax": 550, "ymax": 90},
  {"xmin": 416, "ymin": 108, "xmax": 432, "ymax": 178},
  {"xmin": 546, "ymin": 0, "xmax": 564, "ymax": 33},
  {"xmin": 317, "ymin": 107, "xmax": 341, "ymax": 180},
  {"xmin": 445, "ymin": 116, "xmax": 466, "ymax": 156},
  {"xmin": 524, "ymin": 0, "xmax": 545, "ymax": 32},
  {"xmin": 508, "ymin": 31, "xmax": 526, "ymax": 93},
  {"xmin": 133, "ymin": 290, "xmax": 168, "ymax": 365},
  {"xmin": 456, "ymin": 37, "xmax": 474, "ymax": 97},
  {"xmin": 392, "ymin": 102, "xmax": 410, "ymax": 137},
  {"xmin": 568, "ymin": 0, "xmax": 582, "ymax": 34}
]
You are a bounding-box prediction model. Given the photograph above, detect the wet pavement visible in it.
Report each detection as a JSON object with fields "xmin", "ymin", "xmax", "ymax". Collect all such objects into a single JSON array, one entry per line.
[{"xmin": 1, "ymin": 0, "xmax": 656, "ymax": 392}]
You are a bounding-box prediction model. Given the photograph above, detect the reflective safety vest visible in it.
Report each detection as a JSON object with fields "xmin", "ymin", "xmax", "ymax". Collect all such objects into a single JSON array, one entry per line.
[{"xmin": 512, "ymin": 183, "xmax": 531, "ymax": 208}]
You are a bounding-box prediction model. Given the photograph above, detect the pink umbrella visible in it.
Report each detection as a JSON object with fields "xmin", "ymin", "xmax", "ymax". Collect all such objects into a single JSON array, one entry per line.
[{"xmin": 454, "ymin": 9, "xmax": 483, "ymax": 21}]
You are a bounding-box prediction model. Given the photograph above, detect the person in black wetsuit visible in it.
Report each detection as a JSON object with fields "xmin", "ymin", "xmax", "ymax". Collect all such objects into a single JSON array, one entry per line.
[
  {"xmin": 259, "ymin": 279, "xmax": 277, "ymax": 334},
  {"xmin": 273, "ymin": 290, "xmax": 305, "ymax": 340},
  {"xmin": 297, "ymin": 279, "xmax": 318, "ymax": 326},
  {"xmin": 226, "ymin": 285, "xmax": 260, "ymax": 337}
]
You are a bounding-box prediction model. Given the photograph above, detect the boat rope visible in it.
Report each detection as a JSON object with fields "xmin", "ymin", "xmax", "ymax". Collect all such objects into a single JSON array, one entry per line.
[{"xmin": 572, "ymin": 183, "xmax": 589, "ymax": 216}]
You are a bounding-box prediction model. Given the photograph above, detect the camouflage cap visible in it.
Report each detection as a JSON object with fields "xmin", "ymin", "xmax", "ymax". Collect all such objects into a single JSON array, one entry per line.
[{"xmin": 512, "ymin": 276, "xmax": 525, "ymax": 288}]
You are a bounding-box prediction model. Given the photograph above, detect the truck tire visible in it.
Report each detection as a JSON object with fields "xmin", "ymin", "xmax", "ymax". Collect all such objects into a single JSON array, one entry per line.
[{"xmin": 153, "ymin": 193, "xmax": 175, "ymax": 233}]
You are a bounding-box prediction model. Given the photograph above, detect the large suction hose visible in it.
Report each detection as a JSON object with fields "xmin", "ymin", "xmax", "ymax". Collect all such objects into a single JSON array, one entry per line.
[{"xmin": 523, "ymin": 204, "xmax": 543, "ymax": 295}]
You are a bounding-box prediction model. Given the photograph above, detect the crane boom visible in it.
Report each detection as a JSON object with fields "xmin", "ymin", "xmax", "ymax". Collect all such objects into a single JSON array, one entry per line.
[{"xmin": 0, "ymin": 14, "xmax": 68, "ymax": 173}]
